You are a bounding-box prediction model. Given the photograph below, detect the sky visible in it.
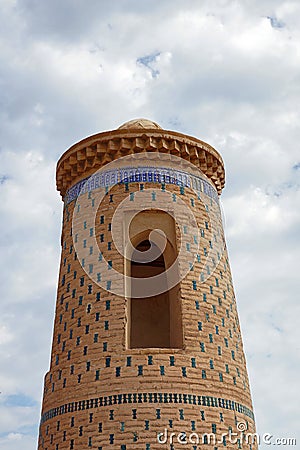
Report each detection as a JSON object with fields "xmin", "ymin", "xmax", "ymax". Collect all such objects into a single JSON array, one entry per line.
[{"xmin": 0, "ymin": 0, "xmax": 299, "ymax": 449}]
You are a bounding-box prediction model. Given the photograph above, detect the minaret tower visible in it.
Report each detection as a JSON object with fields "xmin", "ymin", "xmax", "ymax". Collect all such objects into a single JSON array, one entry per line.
[{"xmin": 38, "ymin": 119, "xmax": 257, "ymax": 449}]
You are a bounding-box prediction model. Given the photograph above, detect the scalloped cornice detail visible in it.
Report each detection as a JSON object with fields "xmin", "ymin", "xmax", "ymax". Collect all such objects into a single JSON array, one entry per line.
[{"xmin": 56, "ymin": 128, "xmax": 225, "ymax": 197}]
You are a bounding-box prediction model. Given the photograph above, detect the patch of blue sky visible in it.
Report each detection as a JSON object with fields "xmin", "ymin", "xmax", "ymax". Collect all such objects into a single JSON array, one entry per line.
[
  {"xmin": 0, "ymin": 175, "xmax": 10, "ymax": 184},
  {"xmin": 267, "ymin": 16, "xmax": 285, "ymax": 29},
  {"xmin": 4, "ymin": 393, "xmax": 38, "ymax": 407},
  {"xmin": 271, "ymin": 323, "xmax": 283, "ymax": 333},
  {"xmin": 136, "ymin": 51, "xmax": 161, "ymax": 78},
  {"xmin": 17, "ymin": 424, "xmax": 39, "ymax": 436}
]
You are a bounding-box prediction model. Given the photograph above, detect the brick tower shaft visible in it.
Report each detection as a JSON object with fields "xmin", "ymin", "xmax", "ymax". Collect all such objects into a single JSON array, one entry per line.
[{"xmin": 38, "ymin": 119, "xmax": 257, "ymax": 450}]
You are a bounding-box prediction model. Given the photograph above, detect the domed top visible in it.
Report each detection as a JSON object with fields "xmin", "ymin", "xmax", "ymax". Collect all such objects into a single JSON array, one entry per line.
[{"xmin": 118, "ymin": 118, "xmax": 162, "ymax": 130}]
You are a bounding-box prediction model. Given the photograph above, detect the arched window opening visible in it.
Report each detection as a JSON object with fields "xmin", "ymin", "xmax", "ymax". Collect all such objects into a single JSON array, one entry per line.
[{"xmin": 126, "ymin": 210, "xmax": 183, "ymax": 349}]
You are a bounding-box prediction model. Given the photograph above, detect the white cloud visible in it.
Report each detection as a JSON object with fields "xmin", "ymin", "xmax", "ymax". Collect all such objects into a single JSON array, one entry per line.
[
  {"xmin": 0, "ymin": 433, "xmax": 37, "ymax": 450},
  {"xmin": 0, "ymin": 325, "xmax": 13, "ymax": 345}
]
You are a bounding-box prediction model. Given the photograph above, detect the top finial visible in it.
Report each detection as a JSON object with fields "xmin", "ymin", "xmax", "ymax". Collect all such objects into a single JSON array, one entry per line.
[{"xmin": 118, "ymin": 118, "xmax": 162, "ymax": 130}]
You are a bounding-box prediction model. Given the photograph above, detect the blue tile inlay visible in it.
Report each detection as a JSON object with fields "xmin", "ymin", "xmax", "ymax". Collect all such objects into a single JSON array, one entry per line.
[{"xmin": 65, "ymin": 166, "xmax": 218, "ymax": 204}]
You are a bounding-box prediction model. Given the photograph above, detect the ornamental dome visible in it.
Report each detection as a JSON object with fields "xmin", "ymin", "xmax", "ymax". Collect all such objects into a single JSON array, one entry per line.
[{"xmin": 118, "ymin": 118, "xmax": 162, "ymax": 130}]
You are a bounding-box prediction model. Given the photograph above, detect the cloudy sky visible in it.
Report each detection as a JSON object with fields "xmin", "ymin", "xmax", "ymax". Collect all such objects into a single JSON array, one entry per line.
[{"xmin": 0, "ymin": 0, "xmax": 299, "ymax": 449}]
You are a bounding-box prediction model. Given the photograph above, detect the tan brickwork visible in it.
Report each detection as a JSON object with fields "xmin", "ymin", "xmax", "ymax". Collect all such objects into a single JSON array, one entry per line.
[{"xmin": 38, "ymin": 120, "xmax": 257, "ymax": 450}]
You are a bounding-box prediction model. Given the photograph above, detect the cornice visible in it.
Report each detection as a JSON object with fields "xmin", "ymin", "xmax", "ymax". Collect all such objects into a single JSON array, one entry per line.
[{"xmin": 56, "ymin": 128, "xmax": 225, "ymax": 197}]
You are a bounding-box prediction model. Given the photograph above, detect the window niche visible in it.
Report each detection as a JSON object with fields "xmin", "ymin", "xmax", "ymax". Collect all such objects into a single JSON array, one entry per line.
[{"xmin": 125, "ymin": 210, "xmax": 183, "ymax": 349}]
